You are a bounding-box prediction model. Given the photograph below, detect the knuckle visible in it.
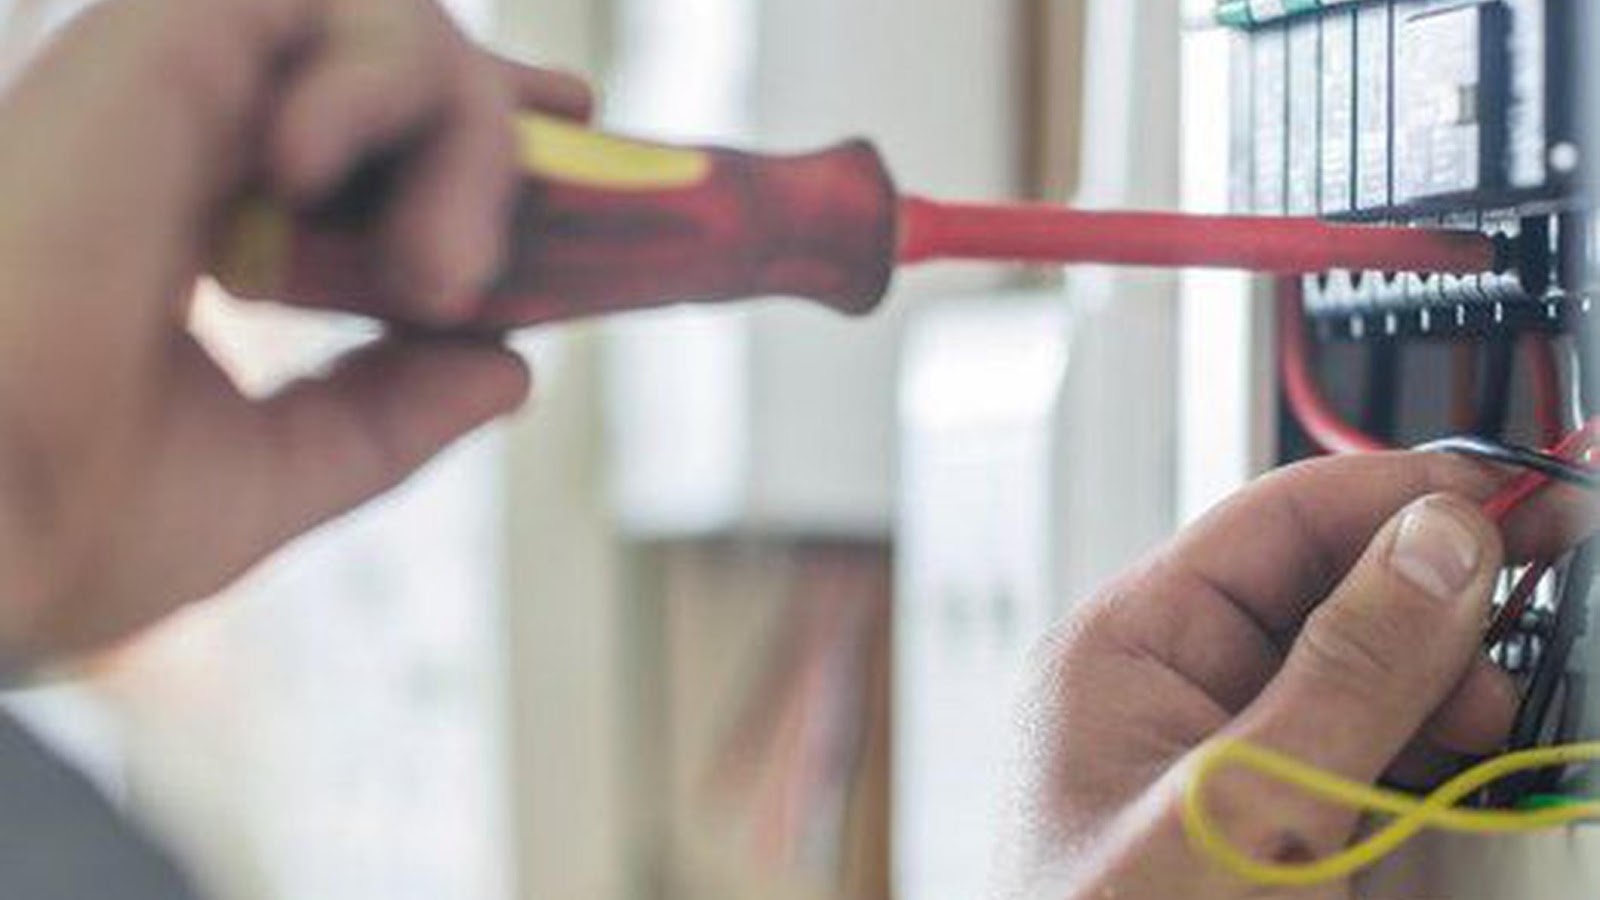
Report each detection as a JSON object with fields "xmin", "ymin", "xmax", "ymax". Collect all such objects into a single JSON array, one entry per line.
[
  {"xmin": 455, "ymin": 61, "xmax": 518, "ymax": 138},
  {"xmin": 348, "ymin": 77, "xmax": 420, "ymax": 133},
  {"xmin": 337, "ymin": 0, "xmax": 456, "ymax": 74},
  {"xmin": 1027, "ymin": 611, "xmax": 1097, "ymax": 694},
  {"xmin": 149, "ymin": 16, "xmax": 250, "ymax": 120},
  {"xmin": 217, "ymin": 0, "xmax": 307, "ymax": 49},
  {"xmin": 1258, "ymin": 454, "xmax": 1350, "ymax": 493},
  {"xmin": 456, "ymin": 82, "xmax": 519, "ymax": 171},
  {"xmin": 1026, "ymin": 588, "xmax": 1138, "ymax": 692},
  {"xmin": 1027, "ymin": 620, "xmax": 1083, "ymax": 686},
  {"xmin": 1296, "ymin": 603, "xmax": 1414, "ymax": 698},
  {"xmin": 144, "ymin": 0, "xmax": 305, "ymax": 123}
]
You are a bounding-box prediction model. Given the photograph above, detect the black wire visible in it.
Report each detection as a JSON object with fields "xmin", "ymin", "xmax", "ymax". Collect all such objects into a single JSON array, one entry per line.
[
  {"xmin": 1420, "ymin": 432, "xmax": 1600, "ymax": 806},
  {"xmin": 1576, "ymin": 313, "xmax": 1600, "ymax": 422},
  {"xmin": 1564, "ymin": 337, "xmax": 1589, "ymax": 429},
  {"xmin": 1415, "ymin": 435, "xmax": 1600, "ymax": 490},
  {"xmin": 1472, "ymin": 337, "xmax": 1515, "ymax": 438},
  {"xmin": 1495, "ymin": 543, "xmax": 1597, "ymax": 803},
  {"xmin": 1558, "ymin": 672, "xmax": 1587, "ymax": 747},
  {"xmin": 1360, "ymin": 342, "xmax": 1401, "ymax": 440}
]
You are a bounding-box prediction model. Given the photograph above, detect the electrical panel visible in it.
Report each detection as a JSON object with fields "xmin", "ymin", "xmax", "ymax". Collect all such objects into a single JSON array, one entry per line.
[
  {"xmin": 1228, "ymin": 0, "xmax": 1586, "ymax": 341},
  {"xmin": 1223, "ymin": 0, "xmax": 1597, "ymax": 860}
]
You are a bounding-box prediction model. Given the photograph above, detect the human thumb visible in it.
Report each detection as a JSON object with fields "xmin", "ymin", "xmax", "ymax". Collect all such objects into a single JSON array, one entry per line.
[{"xmin": 1202, "ymin": 494, "xmax": 1504, "ymax": 859}]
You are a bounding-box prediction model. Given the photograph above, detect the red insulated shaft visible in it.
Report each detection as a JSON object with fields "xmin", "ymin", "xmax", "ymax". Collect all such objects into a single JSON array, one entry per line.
[{"xmin": 897, "ymin": 196, "xmax": 1503, "ymax": 276}]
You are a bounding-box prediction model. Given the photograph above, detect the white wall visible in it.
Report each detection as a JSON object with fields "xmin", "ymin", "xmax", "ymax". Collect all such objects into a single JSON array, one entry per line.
[
  {"xmin": 602, "ymin": 0, "xmax": 1024, "ymax": 539},
  {"xmin": 488, "ymin": 4, "xmax": 635, "ymax": 899},
  {"xmin": 1052, "ymin": 0, "xmax": 1182, "ymax": 601}
]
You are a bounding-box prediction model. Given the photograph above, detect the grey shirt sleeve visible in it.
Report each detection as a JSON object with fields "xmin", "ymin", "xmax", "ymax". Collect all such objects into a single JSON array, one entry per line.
[{"xmin": 0, "ymin": 710, "xmax": 203, "ymax": 900}]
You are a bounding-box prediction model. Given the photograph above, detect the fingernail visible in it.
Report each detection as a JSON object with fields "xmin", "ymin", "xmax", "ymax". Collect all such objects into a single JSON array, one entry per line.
[{"xmin": 1391, "ymin": 500, "xmax": 1484, "ymax": 601}]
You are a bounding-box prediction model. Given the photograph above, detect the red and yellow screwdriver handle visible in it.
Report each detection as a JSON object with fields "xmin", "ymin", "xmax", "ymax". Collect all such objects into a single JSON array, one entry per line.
[{"xmin": 214, "ymin": 114, "xmax": 902, "ymax": 327}]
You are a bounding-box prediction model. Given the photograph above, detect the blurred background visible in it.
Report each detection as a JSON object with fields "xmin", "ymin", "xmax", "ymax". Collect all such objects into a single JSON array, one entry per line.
[{"xmin": 0, "ymin": 2, "xmax": 1232, "ymax": 899}]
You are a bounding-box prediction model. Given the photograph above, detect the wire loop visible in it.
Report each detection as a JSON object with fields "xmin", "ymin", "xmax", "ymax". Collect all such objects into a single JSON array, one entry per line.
[{"xmin": 1182, "ymin": 738, "xmax": 1600, "ymax": 888}]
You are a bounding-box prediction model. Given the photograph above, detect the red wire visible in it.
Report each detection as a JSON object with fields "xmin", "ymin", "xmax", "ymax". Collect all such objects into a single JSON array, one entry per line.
[
  {"xmin": 1481, "ymin": 422, "xmax": 1600, "ymax": 522},
  {"xmin": 1277, "ymin": 280, "xmax": 1388, "ymax": 454},
  {"xmin": 1477, "ymin": 423, "xmax": 1600, "ymax": 647},
  {"xmin": 1278, "ymin": 277, "xmax": 1592, "ymax": 499},
  {"xmin": 1487, "ymin": 562, "xmax": 1551, "ymax": 650},
  {"xmin": 1524, "ymin": 334, "xmax": 1565, "ymax": 447},
  {"xmin": 1276, "ymin": 278, "xmax": 1596, "ymax": 650}
]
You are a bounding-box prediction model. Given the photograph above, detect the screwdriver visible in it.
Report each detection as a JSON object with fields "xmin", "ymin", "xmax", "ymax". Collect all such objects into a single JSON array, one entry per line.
[{"xmin": 215, "ymin": 113, "xmax": 1506, "ymax": 328}]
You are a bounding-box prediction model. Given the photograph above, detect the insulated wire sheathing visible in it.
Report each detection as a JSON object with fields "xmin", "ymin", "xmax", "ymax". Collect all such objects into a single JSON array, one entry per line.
[
  {"xmin": 1452, "ymin": 342, "xmax": 1483, "ymax": 433},
  {"xmin": 1478, "ymin": 422, "xmax": 1600, "ymax": 522},
  {"xmin": 1277, "ymin": 280, "xmax": 1388, "ymax": 454},
  {"xmin": 1182, "ymin": 739, "xmax": 1600, "ymax": 889},
  {"xmin": 1473, "ymin": 337, "xmax": 1516, "ymax": 439},
  {"xmin": 1527, "ymin": 335, "xmax": 1567, "ymax": 445},
  {"xmin": 1422, "ymin": 425, "xmax": 1600, "ymax": 647},
  {"xmin": 1360, "ymin": 343, "xmax": 1402, "ymax": 440},
  {"xmin": 1185, "ymin": 418, "xmax": 1600, "ymax": 887},
  {"xmin": 1486, "ymin": 561, "xmax": 1553, "ymax": 650},
  {"xmin": 1565, "ymin": 338, "xmax": 1591, "ymax": 429},
  {"xmin": 1475, "ymin": 424, "xmax": 1600, "ymax": 646},
  {"xmin": 1415, "ymin": 435, "xmax": 1600, "ymax": 492}
]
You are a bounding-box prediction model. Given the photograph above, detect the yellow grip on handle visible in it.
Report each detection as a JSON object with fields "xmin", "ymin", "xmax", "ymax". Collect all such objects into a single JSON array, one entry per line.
[
  {"xmin": 515, "ymin": 114, "xmax": 712, "ymax": 191},
  {"xmin": 211, "ymin": 114, "xmax": 716, "ymax": 298}
]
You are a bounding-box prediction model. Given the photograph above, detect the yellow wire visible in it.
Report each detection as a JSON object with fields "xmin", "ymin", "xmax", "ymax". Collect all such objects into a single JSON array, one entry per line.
[{"xmin": 1181, "ymin": 738, "xmax": 1600, "ymax": 888}]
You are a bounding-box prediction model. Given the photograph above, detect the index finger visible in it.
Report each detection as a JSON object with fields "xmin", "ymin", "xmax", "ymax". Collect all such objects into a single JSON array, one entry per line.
[
  {"xmin": 489, "ymin": 57, "xmax": 594, "ymax": 121},
  {"xmin": 1165, "ymin": 451, "xmax": 1596, "ymax": 639}
]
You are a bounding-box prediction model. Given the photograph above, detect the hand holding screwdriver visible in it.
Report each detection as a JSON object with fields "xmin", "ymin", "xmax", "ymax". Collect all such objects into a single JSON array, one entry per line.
[{"xmin": 0, "ymin": 0, "xmax": 580, "ymax": 668}]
